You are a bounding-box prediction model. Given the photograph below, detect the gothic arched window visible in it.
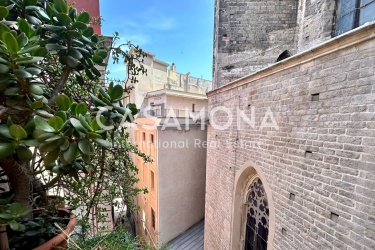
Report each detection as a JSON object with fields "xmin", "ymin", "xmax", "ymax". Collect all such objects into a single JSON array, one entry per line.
[{"xmin": 244, "ymin": 178, "xmax": 269, "ymax": 250}]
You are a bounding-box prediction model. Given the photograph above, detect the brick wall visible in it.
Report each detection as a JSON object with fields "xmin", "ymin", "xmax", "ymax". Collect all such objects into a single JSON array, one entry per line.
[
  {"xmin": 213, "ymin": 0, "xmax": 299, "ymax": 88},
  {"xmin": 213, "ymin": 0, "xmax": 340, "ymax": 88},
  {"xmin": 67, "ymin": 0, "xmax": 101, "ymax": 35},
  {"xmin": 204, "ymin": 25, "xmax": 375, "ymax": 249},
  {"xmin": 297, "ymin": 0, "xmax": 336, "ymax": 50}
]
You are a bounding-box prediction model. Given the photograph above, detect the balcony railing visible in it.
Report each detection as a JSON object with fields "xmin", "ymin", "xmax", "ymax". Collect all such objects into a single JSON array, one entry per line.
[{"xmin": 139, "ymin": 108, "xmax": 208, "ymax": 118}]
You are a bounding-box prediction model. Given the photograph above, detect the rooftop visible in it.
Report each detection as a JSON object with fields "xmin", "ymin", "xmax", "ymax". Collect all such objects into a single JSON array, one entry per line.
[
  {"xmin": 146, "ymin": 89, "xmax": 208, "ymax": 100},
  {"xmin": 167, "ymin": 220, "xmax": 204, "ymax": 250}
]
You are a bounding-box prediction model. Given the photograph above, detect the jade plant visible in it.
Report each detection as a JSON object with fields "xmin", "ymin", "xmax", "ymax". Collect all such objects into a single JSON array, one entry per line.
[{"xmin": 0, "ymin": 0, "xmax": 149, "ymax": 248}]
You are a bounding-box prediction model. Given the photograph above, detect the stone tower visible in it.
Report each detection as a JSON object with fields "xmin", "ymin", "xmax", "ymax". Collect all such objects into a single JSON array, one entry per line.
[{"xmin": 213, "ymin": 0, "xmax": 337, "ymax": 88}]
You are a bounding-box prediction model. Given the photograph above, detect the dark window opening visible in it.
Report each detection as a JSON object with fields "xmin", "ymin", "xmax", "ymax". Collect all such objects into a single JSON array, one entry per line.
[
  {"xmin": 151, "ymin": 208, "xmax": 156, "ymax": 230},
  {"xmin": 336, "ymin": 0, "xmax": 375, "ymax": 35},
  {"xmin": 289, "ymin": 193, "xmax": 296, "ymax": 201},
  {"xmin": 245, "ymin": 179, "xmax": 269, "ymax": 250},
  {"xmin": 223, "ymin": 65, "xmax": 235, "ymax": 71},
  {"xmin": 276, "ymin": 50, "xmax": 291, "ymax": 62},
  {"xmin": 192, "ymin": 104, "xmax": 195, "ymax": 112},
  {"xmin": 331, "ymin": 212, "xmax": 339, "ymax": 222},
  {"xmin": 150, "ymin": 134, "xmax": 154, "ymax": 144},
  {"xmin": 305, "ymin": 151, "xmax": 313, "ymax": 158},
  {"xmin": 142, "ymin": 132, "xmax": 146, "ymax": 141},
  {"xmin": 311, "ymin": 93, "xmax": 320, "ymax": 101},
  {"xmin": 151, "ymin": 170, "xmax": 155, "ymax": 191}
]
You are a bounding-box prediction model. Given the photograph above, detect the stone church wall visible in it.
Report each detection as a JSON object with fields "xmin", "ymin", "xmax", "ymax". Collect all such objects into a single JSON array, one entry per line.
[
  {"xmin": 205, "ymin": 24, "xmax": 375, "ymax": 249},
  {"xmin": 213, "ymin": 0, "xmax": 340, "ymax": 88}
]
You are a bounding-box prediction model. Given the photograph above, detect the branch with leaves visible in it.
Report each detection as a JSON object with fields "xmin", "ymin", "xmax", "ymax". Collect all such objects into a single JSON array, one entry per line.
[{"xmin": 0, "ymin": 0, "xmax": 148, "ymax": 248}]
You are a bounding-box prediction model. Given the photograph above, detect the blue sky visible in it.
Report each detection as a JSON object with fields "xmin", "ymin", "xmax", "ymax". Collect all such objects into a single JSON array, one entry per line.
[{"xmin": 100, "ymin": 0, "xmax": 215, "ymax": 81}]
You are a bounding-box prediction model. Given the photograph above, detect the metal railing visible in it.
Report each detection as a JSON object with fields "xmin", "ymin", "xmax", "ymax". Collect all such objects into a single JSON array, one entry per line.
[{"xmin": 139, "ymin": 109, "xmax": 208, "ymax": 118}]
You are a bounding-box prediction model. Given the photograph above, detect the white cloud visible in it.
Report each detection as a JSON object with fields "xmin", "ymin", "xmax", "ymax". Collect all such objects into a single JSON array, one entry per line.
[
  {"xmin": 113, "ymin": 34, "xmax": 150, "ymax": 47},
  {"xmin": 103, "ymin": 7, "xmax": 177, "ymax": 49},
  {"xmin": 126, "ymin": 34, "xmax": 151, "ymax": 46},
  {"xmin": 106, "ymin": 62, "xmax": 127, "ymax": 81},
  {"xmin": 115, "ymin": 8, "xmax": 175, "ymax": 31},
  {"xmin": 107, "ymin": 63, "xmax": 125, "ymax": 74},
  {"xmin": 145, "ymin": 17, "xmax": 174, "ymax": 31}
]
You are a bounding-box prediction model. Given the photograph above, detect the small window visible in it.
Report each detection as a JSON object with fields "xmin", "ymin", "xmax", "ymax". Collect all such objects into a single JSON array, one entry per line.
[
  {"xmin": 276, "ymin": 50, "xmax": 291, "ymax": 62},
  {"xmin": 142, "ymin": 164, "xmax": 146, "ymax": 182},
  {"xmin": 192, "ymin": 104, "xmax": 195, "ymax": 112},
  {"xmin": 136, "ymin": 158, "xmax": 141, "ymax": 176},
  {"xmin": 336, "ymin": 0, "xmax": 375, "ymax": 35},
  {"xmin": 142, "ymin": 210, "xmax": 146, "ymax": 230},
  {"xmin": 311, "ymin": 93, "xmax": 320, "ymax": 101},
  {"xmin": 142, "ymin": 132, "xmax": 146, "ymax": 141},
  {"xmin": 151, "ymin": 170, "xmax": 155, "ymax": 191},
  {"xmin": 151, "ymin": 208, "xmax": 156, "ymax": 230},
  {"xmin": 150, "ymin": 134, "xmax": 154, "ymax": 144}
]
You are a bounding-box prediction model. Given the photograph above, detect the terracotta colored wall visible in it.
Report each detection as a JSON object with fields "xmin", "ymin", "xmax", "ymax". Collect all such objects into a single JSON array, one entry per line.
[
  {"xmin": 134, "ymin": 126, "xmax": 159, "ymax": 244},
  {"xmin": 67, "ymin": 0, "xmax": 101, "ymax": 35}
]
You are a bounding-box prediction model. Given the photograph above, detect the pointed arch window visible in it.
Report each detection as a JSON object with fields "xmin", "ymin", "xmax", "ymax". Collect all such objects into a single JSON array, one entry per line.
[
  {"xmin": 276, "ymin": 50, "xmax": 291, "ymax": 62},
  {"xmin": 244, "ymin": 178, "xmax": 269, "ymax": 250}
]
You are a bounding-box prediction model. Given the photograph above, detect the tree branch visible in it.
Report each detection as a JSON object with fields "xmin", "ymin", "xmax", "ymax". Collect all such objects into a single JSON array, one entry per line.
[
  {"xmin": 48, "ymin": 65, "xmax": 71, "ymax": 106},
  {"xmin": 0, "ymin": 159, "xmax": 31, "ymax": 215},
  {"xmin": 83, "ymin": 147, "xmax": 106, "ymax": 219}
]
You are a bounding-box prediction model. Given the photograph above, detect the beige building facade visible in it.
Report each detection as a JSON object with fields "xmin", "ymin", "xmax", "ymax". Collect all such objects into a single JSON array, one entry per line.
[
  {"xmin": 134, "ymin": 119, "xmax": 207, "ymax": 245},
  {"xmin": 128, "ymin": 50, "xmax": 211, "ymax": 110},
  {"xmin": 126, "ymin": 53, "xmax": 212, "ymax": 246}
]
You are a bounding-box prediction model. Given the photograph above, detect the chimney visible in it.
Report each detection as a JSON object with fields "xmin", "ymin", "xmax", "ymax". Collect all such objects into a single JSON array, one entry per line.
[{"xmin": 171, "ymin": 63, "xmax": 176, "ymax": 72}]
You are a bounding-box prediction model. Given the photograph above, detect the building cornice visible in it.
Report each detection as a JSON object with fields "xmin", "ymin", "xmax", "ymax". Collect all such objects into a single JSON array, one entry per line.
[
  {"xmin": 146, "ymin": 89, "xmax": 208, "ymax": 100},
  {"xmin": 208, "ymin": 21, "xmax": 375, "ymax": 97},
  {"xmin": 153, "ymin": 59, "xmax": 169, "ymax": 66},
  {"xmin": 130, "ymin": 47, "xmax": 156, "ymax": 58}
]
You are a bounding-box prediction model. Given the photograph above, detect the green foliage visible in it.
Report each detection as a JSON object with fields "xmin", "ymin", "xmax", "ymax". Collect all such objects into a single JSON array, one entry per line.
[
  {"xmin": 63, "ymin": 133, "xmax": 150, "ymax": 229},
  {"xmin": 0, "ymin": 198, "xmax": 31, "ymax": 232},
  {"xmin": 9, "ymin": 209, "xmax": 70, "ymax": 249},
  {"xmin": 0, "ymin": 0, "xmax": 149, "ymax": 247},
  {"xmin": 72, "ymin": 229, "xmax": 139, "ymax": 250},
  {"xmin": 71, "ymin": 228, "xmax": 168, "ymax": 250}
]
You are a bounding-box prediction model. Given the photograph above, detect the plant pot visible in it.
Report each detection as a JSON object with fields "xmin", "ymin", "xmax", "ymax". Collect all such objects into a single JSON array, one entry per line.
[{"xmin": 32, "ymin": 209, "xmax": 77, "ymax": 250}]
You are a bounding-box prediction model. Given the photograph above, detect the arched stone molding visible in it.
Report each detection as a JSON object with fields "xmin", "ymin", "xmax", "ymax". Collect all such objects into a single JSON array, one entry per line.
[{"xmin": 230, "ymin": 161, "xmax": 275, "ymax": 250}]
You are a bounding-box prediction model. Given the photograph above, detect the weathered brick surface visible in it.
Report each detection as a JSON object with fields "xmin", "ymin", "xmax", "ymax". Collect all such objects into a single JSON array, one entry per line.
[
  {"xmin": 205, "ymin": 32, "xmax": 375, "ymax": 249},
  {"xmin": 213, "ymin": 0, "xmax": 299, "ymax": 87},
  {"xmin": 214, "ymin": 0, "xmax": 337, "ymax": 88}
]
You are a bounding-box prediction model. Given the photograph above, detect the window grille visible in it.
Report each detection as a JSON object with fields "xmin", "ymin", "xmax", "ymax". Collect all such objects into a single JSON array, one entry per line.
[{"xmin": 244, "ymin": 178, "xmax": 269, "ymax": 250}]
